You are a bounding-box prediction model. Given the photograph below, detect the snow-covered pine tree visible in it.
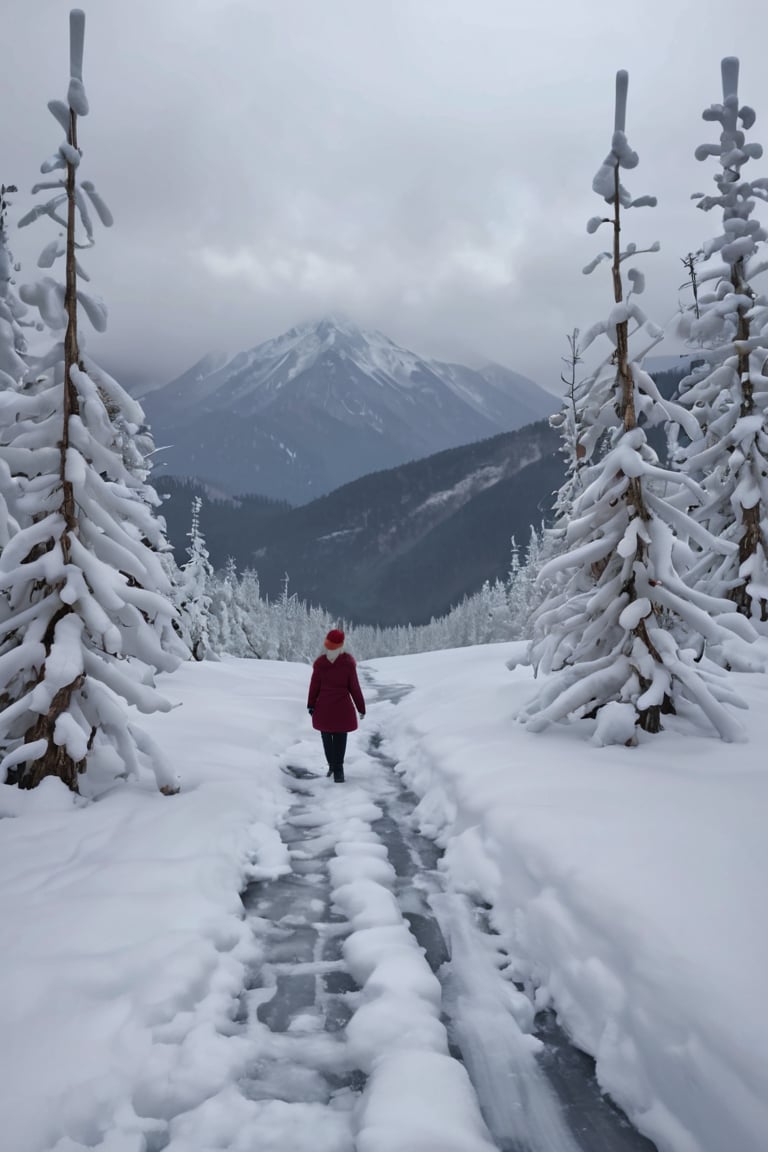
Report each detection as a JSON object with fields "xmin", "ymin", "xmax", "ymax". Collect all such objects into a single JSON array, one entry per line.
[
  {"xmin": 549, "ymin": 329, "xmax": 586, "ymax": 525},
  {"xmin": 539, "ymin": 331, "xmax": 589, "ymax": 575},
  {"xmin": 503, "ymin": 527, "xmax": 545, "ymax": 639},
  {"xmin": 520, "ymin": 71, "xmax": 757, "ymax": 746},
  {"xmin": 680, "ymin": 251, "xmax": 703, "ymax": 320},
  {"xmin": 0, "ymin": 10, "xmax": 183, "ymax": 793},
  {"xmin": 235, "ymin": 567, "xmax": 266, "ymax": 658},
  {"xmin": 208, "ymin": 556, "xmax": 236, "ymax": 655},
  {"xmin": 0, "ymin": 183, "xmax": 28, "ymax": 553},
  {"xmin": 673, "ymin": 58, "xmax": 768, "ymax": 623},
  {"xmin": 272, "ymin": 573, "xmax": 318, "ymax": 662},
  {"xmin": 0, "ymin": 183, "xmax": 29, "ymax": 396},
  {"xmin": 178, "ymin": 497, "xmax": 213, "ymax": 661}
]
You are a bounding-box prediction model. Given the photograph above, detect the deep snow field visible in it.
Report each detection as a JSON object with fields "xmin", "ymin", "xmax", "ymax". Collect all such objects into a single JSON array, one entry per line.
[{"xmin": 0, "ymin": 643, "xmax": 765, "ymax": 1152}]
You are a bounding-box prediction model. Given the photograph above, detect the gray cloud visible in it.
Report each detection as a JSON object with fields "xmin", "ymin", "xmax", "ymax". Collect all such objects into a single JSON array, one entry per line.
[{"xmin": 3, "ymin": 0, "xmax": 768, "ymax": 393}]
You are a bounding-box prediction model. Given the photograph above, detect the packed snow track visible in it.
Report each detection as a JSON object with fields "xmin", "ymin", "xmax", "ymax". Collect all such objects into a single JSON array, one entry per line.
[{"xmin": 235, "ymin": 672, "xmax": 658, "ymax": 1152}]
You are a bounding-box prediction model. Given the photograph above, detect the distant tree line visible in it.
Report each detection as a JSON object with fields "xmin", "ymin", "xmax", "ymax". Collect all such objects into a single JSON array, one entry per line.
[{"xmin": 173, "ymin": 501, "xmax": 547, "ymax": 663}]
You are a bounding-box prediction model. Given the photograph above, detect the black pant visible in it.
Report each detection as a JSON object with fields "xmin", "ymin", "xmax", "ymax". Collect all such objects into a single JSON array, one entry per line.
[{"xmin": 321, "ymin": 731, "xmax": 347, "ymax": 774}]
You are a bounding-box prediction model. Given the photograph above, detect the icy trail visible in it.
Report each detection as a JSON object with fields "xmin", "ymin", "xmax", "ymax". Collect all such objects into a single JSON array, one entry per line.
[{"xmin": 230, "ymin": 672, "xmax": 657, "ymax": 1152}]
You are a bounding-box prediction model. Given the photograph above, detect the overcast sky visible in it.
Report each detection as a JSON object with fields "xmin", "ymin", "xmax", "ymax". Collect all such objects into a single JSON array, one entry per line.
[{"xmin": 3, "ymin": 0, "xmax": 768, "ymax": 393}]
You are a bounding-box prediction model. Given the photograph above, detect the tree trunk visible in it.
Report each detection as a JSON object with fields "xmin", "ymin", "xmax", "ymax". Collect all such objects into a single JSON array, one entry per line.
[
  {"xmin": 62, "ymin": 106, "xmax": 80, "ymax": 542},
  {"xmin": 728, "ymin": 500, "xmax": 764, "ymax": 618},
  {"xmin": 14, "ymin": 675, "xmax": 86, "ymax": 790},
  {"xmin": 19, "ymin": 105, "xmax": 83, "ymax": 791},
  {"xmin": 611, "ymin": 164, "xmax": 662, "ymax": 732},
  {"xmin": 727, "ymin": 255, "xmax": 766, "ymax": 618},
  {"xmin": 612, "ymin": 165, "xmax": 637, "ymax": 436}
]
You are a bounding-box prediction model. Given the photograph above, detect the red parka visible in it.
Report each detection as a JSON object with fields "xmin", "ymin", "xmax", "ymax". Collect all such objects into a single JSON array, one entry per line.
[{"xmin": 308, "ymin": 653, "xmax": 366, "ymax": 732}]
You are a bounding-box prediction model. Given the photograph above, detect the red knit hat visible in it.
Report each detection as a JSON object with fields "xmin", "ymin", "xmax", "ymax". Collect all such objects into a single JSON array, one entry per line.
[{"xmin": 324, "ymin": 629, "xmax": 345, "ymax": 650}]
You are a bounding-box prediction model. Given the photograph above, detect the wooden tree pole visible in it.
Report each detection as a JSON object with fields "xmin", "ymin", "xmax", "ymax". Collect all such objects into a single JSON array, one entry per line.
[
  {"xmin": 561, "ymin": 328, "xmax": 585, "ymax": 468},
  {"xmin": 681, "ymin": 252, "xmax": 701, "ymax": 319},
  {"xmin": 610, "ymin": 72, "xmax": 662, "ymax": 732},
  {"xmin": 0, "ymin": 183, "xmax": 18, "ymax": 233},
  {"xmin": 717, "ymin": 57, "xmax": 765, "ymax": 619},
  {"xmin": 612, "ymin": 72, "xmax": 637, "ymax": 437},
  {"xmin": 62, "ymin": 10, "xmax": 85, "ymax": 553},
  {"xmin": 19, "ymin": 11, "xmax": 87, "ymax": 791}
]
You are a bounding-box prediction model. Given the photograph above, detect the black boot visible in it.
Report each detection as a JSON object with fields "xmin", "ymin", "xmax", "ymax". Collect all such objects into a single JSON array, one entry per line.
[
  {"xmin": 326, "ymin": 766, "xmax": 333, "ymax": 778},
  {"xmin": 333, "ymin": 765, "xmax": 345, "ymax": 783}
]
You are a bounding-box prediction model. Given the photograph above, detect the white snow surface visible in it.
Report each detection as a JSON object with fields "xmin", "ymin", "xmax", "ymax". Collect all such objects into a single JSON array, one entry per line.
[
  {"xmin": 370, "ymin": 644, "xmax": 768, "ymax": 1152},
  {"xmin": 0, "ymin": 646, "xmax": 765, "ymax": 1152}
]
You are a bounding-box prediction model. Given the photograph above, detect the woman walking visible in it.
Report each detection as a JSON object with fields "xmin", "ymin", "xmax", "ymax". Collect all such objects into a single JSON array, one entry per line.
[{"xmin": 307, "ymin": 629, "xmax": 366, "ymax": 783}]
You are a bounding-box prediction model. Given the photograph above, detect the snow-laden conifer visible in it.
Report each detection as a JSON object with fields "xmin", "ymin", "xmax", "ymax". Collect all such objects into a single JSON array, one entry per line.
[
  {"xmin": 540, "ymin": 331, "xmax": 589, "ymax": 575},
  {"xmin": 549, "ymin": 329, "xmax": 586, "ymax": 526},
  {"xmin": 208, "ymin": 556, "xmax": 237, "ymax": 655},
  {"xmin": 0, "ymin": 184, "xmax": 30, "ymax": 396},
  {"xmin": 673, "ymin": 58, "xmax": 768, "ymax": 623},
  {"xmin": 0, "ymin": 11, "xmax": 183, "ymax": 793},
  {"xmin": 231, "ymin": 568, "xmax": 266, "ymax": 657},
  {"xmin": 0, "ymin": 184, "xmax": 29, "ymax": 552},
  {"xmin": 178, "ymin": 497, "xmax": 213, "ymax": 661},
  {"xmin": 209, "ymin": 557, "xmax": 260, "ymax": 658},
  {"xmin": 520, "ymin": 71, "xmax": 757, "ymax": 746}
]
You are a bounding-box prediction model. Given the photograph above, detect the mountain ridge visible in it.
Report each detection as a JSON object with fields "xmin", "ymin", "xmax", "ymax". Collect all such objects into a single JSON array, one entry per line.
[
  {"xmin": 152, "ymin": 360, "xmax": 692, "ymax": 624},
  {"xmin": 142, "ymin": 318, "xmax": 556, "ymax": 503},
  {"xmin": 157, "ymin": 418, "xmax": 563, "ymax": 625}
]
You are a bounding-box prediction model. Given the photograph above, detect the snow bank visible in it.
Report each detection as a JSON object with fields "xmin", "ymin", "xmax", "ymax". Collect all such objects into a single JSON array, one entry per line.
[
  {"xmin": 0, "ymin": 658, "xmax": 299, "ymax": 1152},
  {"xmin": 368, "ymin": 642, "xmax": 768, "ymax": 1152}
]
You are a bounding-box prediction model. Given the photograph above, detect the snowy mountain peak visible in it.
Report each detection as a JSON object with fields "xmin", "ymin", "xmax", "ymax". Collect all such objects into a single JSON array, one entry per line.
[
  {"xmin": 249, "ymin": 316, "xmax": 412, "ymax": 385},
  {"xmin": 296, "ymin": 314, "xmax": 379, "ymax": 345},
  {"xmin": 142, "ymin": 320, "xmax": 555, "ymax": 501},
  {"xmin": 292, "ymin": 313, "xmax": 388, "ymax": 344}
]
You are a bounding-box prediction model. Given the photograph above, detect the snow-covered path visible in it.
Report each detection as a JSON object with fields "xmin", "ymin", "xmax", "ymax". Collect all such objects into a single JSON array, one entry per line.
[
  {"xmin": 3, "ymin": 647, "xmax": 764, "ymax": 1152},
  {"xmin": 228, "ymin": 670, "xmax": 657, "ymax": 1152}
]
